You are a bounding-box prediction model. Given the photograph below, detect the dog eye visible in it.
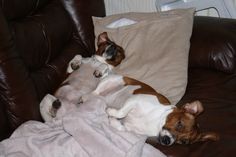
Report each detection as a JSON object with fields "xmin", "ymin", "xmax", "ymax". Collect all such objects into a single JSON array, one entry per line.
[
  {"xmin": 180, "ymin": 139, "xmax": 189, "ymax": 144},
  {"xmin": 176, "ymin": 121, "xmax": 184, "ymax": 131}
]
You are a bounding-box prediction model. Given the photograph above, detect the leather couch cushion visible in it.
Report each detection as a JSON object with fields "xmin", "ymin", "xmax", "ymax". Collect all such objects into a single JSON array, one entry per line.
[
  {"xmin": 0, "ymin": 0, "xmax": 101, "ymax": 137},
  {"xmin": 0, "ymin": 0, "xmax": 105, "ymax": 140},
  {"xmin": 10, "ymin": 0, "xmax": 74, "ymax": 71},
  {"xmin": 189, "ymin": 16, "xmax": 236, "ymax": 74},
  {"xmin": 0, "ymin": 0, "xmax": 48, "ymax": 20},
  {"xmin": 61, "ymin": 0, "xmax": 106, "ymax": 57},
  {"xmin": 148, "ymin": 68, "xmax": 236, "ymax": 157}
]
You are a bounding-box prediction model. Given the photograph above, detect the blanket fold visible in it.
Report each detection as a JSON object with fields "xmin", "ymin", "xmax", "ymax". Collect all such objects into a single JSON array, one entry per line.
[{"xmin": 0, "ymin": 98, "xmax": 166, "ymax": 157}]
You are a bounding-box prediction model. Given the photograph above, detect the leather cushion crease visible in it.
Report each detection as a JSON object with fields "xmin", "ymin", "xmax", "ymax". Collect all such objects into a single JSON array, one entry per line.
[
  {"xmin": 189, "ymin": 16, "xmax": 236, "ymax": 74},
  {"xmin": 0, "ymin": 0, "xmax": 235, "ymax": 157},
  {"xmin": 0, "ymin": 0, "xmax": 105, "ymax": 140}
]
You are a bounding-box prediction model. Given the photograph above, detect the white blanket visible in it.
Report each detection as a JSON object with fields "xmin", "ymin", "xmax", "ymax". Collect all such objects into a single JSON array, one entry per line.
[{"xmin": 0, "ymin": 96, "xmax": 166, "ymax": 157}]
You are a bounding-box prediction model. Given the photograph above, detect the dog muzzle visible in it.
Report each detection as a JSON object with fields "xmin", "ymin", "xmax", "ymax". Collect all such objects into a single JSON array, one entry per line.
[{"xmin": 158, "ymin": 129, "xmax": 176, "ymax": 146}]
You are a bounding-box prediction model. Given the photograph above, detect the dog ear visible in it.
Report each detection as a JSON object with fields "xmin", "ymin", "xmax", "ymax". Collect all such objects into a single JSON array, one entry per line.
[
  {"xmin": 97, "ymin": 32, "xmax": 108, "ymax": 46},
  {"xmin": 194, "ymin": 132, "xmax": 219, "ymax": 143},
  {"xmin": 183, "ymin": 100, "xmax": 204, "ymax": 116}
]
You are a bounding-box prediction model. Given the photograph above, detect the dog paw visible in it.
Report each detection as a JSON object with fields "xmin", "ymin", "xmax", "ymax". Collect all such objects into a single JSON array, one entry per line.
[
  {"xmin": 67, "ymin": 55, "xmax": 82, "ymax": 73},
  {"xmin": 78, "ymin": 96, "xmax": 84, "ymax": 104},
  {"xmin": 40, "ymin": 94, "xmax": 57, "ymax": 122},
  {"xmin": 108, "ymin": 117, "xmax": 125, "ymax": 131},
  {"xmin": 93, "ymin": 70, "xmax": 102, "ymax": 78},
  {"xmin": 78, "ymin": 94, "xmax": 91, "ymax": 104},
  {"xmin": 49, "ymin": 99, "xmax": 61, "ymax": 118},
  {"xmin": 52, "ymin": 99, "xmax": 61, "ymax": 109},
  {"xmin": 71, "ymin": 62, "xmax": 80, "ymax": 71},
  {"xmin": 94, "ymin": 63, "xmax": 110, "ymax": 78}
]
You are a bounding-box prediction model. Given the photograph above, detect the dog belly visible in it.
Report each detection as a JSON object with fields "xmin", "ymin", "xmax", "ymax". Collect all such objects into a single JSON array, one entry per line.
[
  {"xmin": 55, "ymin": 86, "xmax": 82, "ymax": 104},
  {"xmin": 121, "ymin": 95, "xmax": 174, "ymax": 136},
  {"xmin": 122, "ymin": 108, "xmax": 160, "ymax": 136}
]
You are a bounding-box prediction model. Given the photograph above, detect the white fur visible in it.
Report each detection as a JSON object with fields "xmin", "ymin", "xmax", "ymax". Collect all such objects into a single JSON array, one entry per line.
[
  {"xmin": 40, "ymin": 55, "xmax": 112, "ymax": 122},
  {"xmin": 67, "ymin": 55, "xmax": 82, "ymax": 73},
  {"xmin": 84, "ymin": 74, "xmax": 175, "ymax": 137},
  {"xmin": 107, "ymin": 94, "xmax": 174, "ymax": 136},
  {"xmin": 159, "ymin": 129, "xmax": 175, "ymax": 145},
  {"xmin": 94, "ymin": 55, "xmax": 114, "ymax": 71},
  {"xmin": 40, "ymin": 94, "xmax": 57, "ymax": 122},
  {"xmin": 41, "ymin": 54, "xmax": 174, "ymax": 137}
]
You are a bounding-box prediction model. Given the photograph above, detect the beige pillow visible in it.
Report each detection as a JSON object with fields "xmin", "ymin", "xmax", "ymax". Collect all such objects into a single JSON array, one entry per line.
[{"xmin": 93, "ymin": 9, "xmax": 195, "ymax": 105}]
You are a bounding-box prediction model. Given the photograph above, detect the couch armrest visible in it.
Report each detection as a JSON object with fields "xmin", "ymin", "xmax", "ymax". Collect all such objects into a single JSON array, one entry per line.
[{"xmin": 189, "ymin": 16, "xmax": 236, "ymax": 74}]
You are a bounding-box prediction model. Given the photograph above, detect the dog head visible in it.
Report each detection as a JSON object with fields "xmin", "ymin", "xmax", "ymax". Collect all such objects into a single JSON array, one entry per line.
[
  {"xmin": 158, "ymin": 100, "xmax": 219, "ymax": 146},
  {"xmin": 95, "ymin": 32, "xmax": 125, "ymax": 67}
]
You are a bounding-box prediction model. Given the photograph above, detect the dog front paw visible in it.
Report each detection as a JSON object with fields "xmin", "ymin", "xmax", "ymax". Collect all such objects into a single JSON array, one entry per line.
[
  {"xmin": 93, "ymin": 70, "xmax": 103, "ymax": 78},
  {"xmin": 93, "ymin": 63, "xmax": 110, "ymax": 78},
  {"xmin": 108, "ymin": 117, "xmax": 125, "ymax": 131},
  {"xmin": 67, "ymin": 55, "xmax": 82, "ymax": 73}
]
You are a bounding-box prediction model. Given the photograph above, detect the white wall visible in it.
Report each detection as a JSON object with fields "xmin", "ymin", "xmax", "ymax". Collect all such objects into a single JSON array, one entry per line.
[
  {"xmin": 104, "ymin": 0, "xmax": 157, "ymax": 15},
  {"xmin": 196, "ymin": 0, "xmax": 236, "ymax": 17},
  {"xmin": 105, "ymin": 0, "xmax": 236, "ymax": 17}
]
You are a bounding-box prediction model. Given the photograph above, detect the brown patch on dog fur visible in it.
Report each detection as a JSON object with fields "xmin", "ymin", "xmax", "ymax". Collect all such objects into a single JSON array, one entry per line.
[
  {"xmin": 105, "ymin": 45, "xmax": 125, "ymax": 67},
  {"xmin": 123, "ymin": 77, "xmax": 170, "ymax": 105},
  {"xmin": 96, "ymin": 32, "xmax": 125, "ymax": 67},
  {"xmin": 163, "ymin": 107, "xmax": 219, "ymax": 144}
]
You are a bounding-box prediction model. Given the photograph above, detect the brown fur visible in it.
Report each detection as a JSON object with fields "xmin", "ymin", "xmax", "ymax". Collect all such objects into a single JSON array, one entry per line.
[
  {"xmin": 123, "ymin": 77, "xmax": 170, "ymax": 105},
  {"xmin": 163, "ymin": 104, "xmax": 219, "ymax": 144},
  {"xmin": 96, "ymin": 32, "xmax": 125, "ymax": 67}
]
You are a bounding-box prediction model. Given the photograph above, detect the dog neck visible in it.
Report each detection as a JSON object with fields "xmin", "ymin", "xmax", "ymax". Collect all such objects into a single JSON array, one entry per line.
[
  {"xmin": 94, "ymin": 55, "xmax": 114, "ymax": 70},
  {"xmin": 148, "ymin": 104, "xmax": 175, "ymax": 136},
  {"xmin": 123, "ymin": 94, "xmax": 176, "ymax": 137}
]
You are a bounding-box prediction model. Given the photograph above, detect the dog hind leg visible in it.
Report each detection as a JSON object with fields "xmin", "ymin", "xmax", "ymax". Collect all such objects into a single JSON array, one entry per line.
[
  {"xmin": 106, "ymin": 97, "xmax": 137, "ymax": 119},
  {"xmin": 93, "ymin": 74, "xmax": 125, "ymax": 96},
  {"xmin": 50, "ymin": 99, "xmax": 62, "ymax": 118},
  {"xmin": 108, "ymin": 117, "xmax": 125, "ymax": 131},
  {"xmin": 40, "ymin": 94, "xmax": 58, "ymax": 122}
]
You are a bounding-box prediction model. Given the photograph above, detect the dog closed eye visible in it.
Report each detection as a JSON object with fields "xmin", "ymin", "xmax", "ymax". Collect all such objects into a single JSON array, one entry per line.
[{"xmin": 176, "ymin": 121, "xmax": 184, "ymax": 131}]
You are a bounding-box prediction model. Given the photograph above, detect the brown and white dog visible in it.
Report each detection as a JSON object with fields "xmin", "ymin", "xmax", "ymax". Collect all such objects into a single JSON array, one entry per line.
[
  {"xmin": 80, "ymin": 74, "xmax": 219, "ymax": 146},
  {"xmin": 40, "ymin": 32, "xmax": 218, "ymax": 146},
  {"xmin": 40, "ymin": 32, "xmax": 125, "ymax": 121}
]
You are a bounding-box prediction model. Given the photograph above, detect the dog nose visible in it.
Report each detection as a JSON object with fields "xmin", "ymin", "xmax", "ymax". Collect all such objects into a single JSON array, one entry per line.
[{"xmin": 160, "ymin": 135, "xmax": 171, "ymax": 145}]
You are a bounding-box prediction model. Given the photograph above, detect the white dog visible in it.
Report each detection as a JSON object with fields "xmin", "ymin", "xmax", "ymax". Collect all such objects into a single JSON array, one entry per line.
[
  {"xmin": 80, "ymin": 74, "xmax": 218, "ymax": 146},
  {"xmin": 40, "ymin": 32, "xmax": 125, "ymax": 122}
]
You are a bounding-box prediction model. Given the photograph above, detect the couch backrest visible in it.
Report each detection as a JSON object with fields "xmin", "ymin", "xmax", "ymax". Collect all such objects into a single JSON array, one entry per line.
[
  {"xmin": 190, "ymin": 16, "xmax": 236, "ymax": 74},
  {"xmin": 0, "ymin": 0, "xmax": 105, "ymax": 140}
]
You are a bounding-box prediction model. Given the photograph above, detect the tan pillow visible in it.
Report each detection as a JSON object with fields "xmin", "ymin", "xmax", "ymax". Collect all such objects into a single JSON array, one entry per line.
[{"xmin": 93, "ymin": 9, "xmax": 195, "ymax": 105}]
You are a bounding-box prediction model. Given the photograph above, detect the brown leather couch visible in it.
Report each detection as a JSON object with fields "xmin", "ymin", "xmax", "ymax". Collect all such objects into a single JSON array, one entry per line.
[
  {"xmin": 0, "ymin": 0, "xmax": 105, "ymax": 140},
  {"xmin": 148, "ymin": 16, "xmax": 236, "ymax": 157},
  {"xmin": 0, "ymin": 0, "xmax": 235, "ymax": 157}
]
